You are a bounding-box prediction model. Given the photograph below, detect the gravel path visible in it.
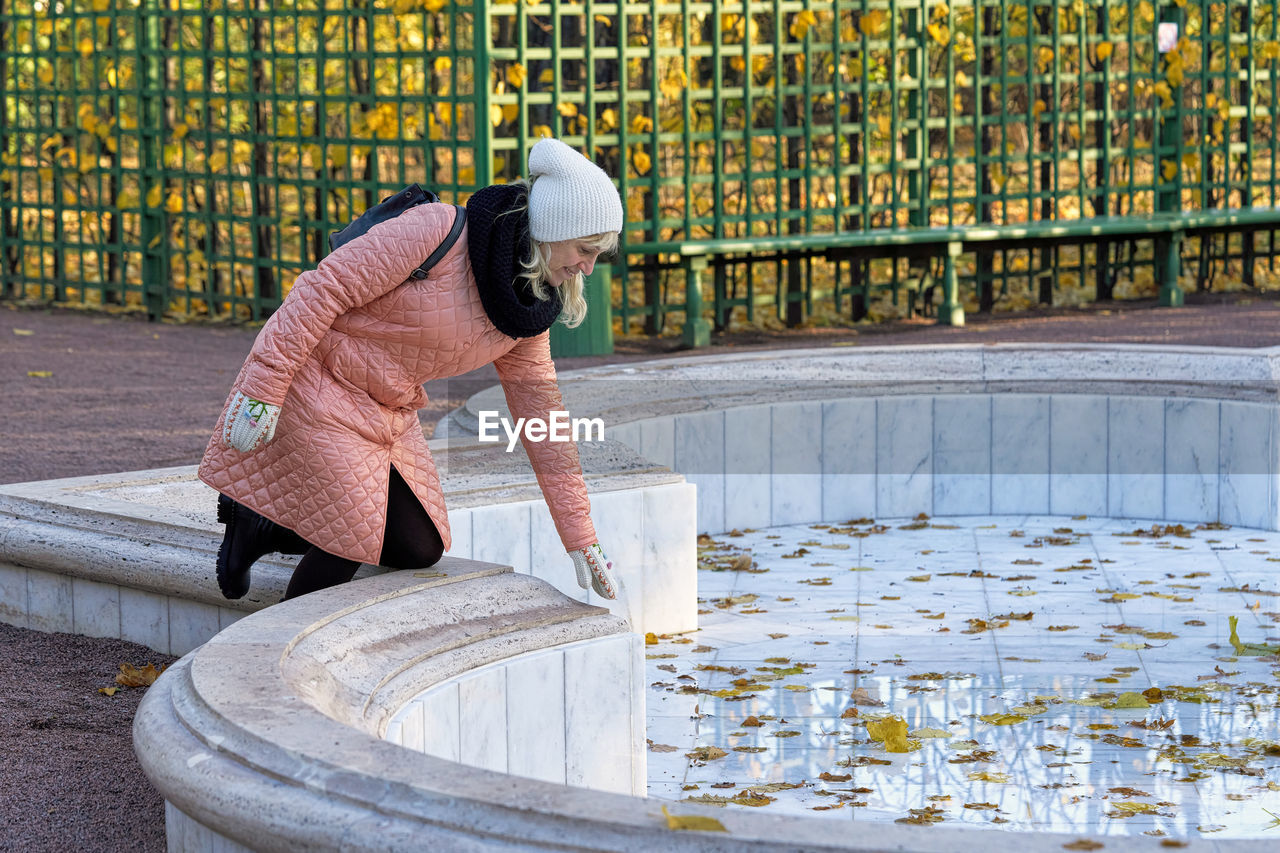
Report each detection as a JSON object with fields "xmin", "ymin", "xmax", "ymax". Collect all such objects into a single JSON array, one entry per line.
[
  {"xmin": 3, "ymin": 291, "xmax": 1280, "ymax": 851},
  {"xmin": 0, "ymin": 623, "xmax": 175, "ymax": 852}
]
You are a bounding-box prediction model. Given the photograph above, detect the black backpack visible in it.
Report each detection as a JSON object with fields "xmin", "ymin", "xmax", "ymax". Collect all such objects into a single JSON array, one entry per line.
[{"xmin": 328, "ymin": 184, "xmax": 467, "ymax": 280}]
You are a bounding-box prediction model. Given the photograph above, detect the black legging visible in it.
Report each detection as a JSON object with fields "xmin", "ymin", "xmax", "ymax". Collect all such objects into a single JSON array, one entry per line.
[{"xmin": 283, "ymin": 466, "xmax": 444, "ymax": 600}]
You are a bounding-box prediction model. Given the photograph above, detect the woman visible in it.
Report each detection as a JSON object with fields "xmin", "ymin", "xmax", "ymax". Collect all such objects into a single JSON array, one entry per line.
[{"xmin": 199, "ymin": 138, "xmax": 620, "ymax": 602}]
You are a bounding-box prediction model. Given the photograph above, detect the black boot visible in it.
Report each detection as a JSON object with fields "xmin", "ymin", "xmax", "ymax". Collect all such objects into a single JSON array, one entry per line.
[{"xmin": 215, "ymin": 495, "xmax": 310, "ymax": 599}]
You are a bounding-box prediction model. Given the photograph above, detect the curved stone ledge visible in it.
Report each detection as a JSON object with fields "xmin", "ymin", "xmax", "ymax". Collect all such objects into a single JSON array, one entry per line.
[
  {"xmin": 447, "ymin": 344, "xmax": 1280, "ymax": 536},
  {"xmin": 450, "ymin": 342, "xmax": 1280, "ymax": 436}
]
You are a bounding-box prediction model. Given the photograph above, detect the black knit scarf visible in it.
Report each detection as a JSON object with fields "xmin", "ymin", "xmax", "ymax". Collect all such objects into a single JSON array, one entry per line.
[{"xmin": 465, "ymin": 184, "xmax": 562, "ymax": 339}]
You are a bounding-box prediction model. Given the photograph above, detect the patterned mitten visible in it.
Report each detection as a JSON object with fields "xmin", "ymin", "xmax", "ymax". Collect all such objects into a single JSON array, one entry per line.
[
  {"xmin": 570, "ymin": 543, "xmax": 618, "ymax": 599},
  {"xmin": 222, "ymin": 390, "xmax": 281, "ymax": 452}
]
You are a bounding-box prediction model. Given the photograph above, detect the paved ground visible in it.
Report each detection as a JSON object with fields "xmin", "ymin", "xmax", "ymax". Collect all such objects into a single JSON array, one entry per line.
[{"xmin": 3, "ymin": 291, "xmax": 1280, "ymax": 851}]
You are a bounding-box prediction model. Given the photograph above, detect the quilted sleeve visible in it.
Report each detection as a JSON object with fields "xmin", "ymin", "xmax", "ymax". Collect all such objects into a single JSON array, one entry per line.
[
  {"xmin": 237, "ymin": 204, "xmax": 461, "ymax": 406},
  {"xmin": 493, "ymin": 331, "xmax": 598, "ymax": 551}
]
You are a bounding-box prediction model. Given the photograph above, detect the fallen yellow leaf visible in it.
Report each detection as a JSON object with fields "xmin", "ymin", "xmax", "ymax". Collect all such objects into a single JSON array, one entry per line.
[
  {"xmin": 911, "ymin": 727, "xmax": 953, "ymax": 739},
  {"xmin": 661, "ymin": 805, "xmax": 727, "ymax": 832},
  {"xmin": 1228, "ymin": 615, "xmax": 1280, "ymax": 655},
  {"xmin": 1114, "ymin": 692, "xmax": 1150, "ymax": 709},
  {"xmin": 866, "ymin": 715, "xmax": 918, "ymax": 752},
  {"xmin": 685, "ymin": 746, "xmax": 728, "ymax": 761},
  {"xmin": 27, "ymin": 370, "xmax": 53, "ymax": 378},
  {"xmin": 115, "ymin": 662, "xmax": 165, "ymax": 688},
  {"xmin": 1108, "ymin": 801, "xmax": 1160, "ymax": 815}
]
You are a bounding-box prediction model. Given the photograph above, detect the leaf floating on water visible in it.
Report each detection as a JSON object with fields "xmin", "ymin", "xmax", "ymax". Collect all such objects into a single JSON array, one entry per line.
[
  {"xmin": 1228, "ymin": 615, "xmax": 1280, "ymax": 655},
  {"xmin": 661, "ymin": 805, "xmax": 728, "ymax": 832},
  {"xmin": 1107, "ymin": 802, "xmax": 1162, "ymax": 818},
  {"xmin": 1062, "ymin": 841, "xmax": 1105, "ymax": 851},
  {"xmin": 1113, "ymin": 692, "xmax": 1151, "ymax": 709},
  {"xmin": 648, "ymin": 740, "xmax": 680, "ymax": 753},
  {"xmin": 964, "ymin": 802, "xmax": 1000, "ymax": 810},
  {"xmin": 731, "ymin": 791, "xmax": 775, "ymax": 807},
  {"xmin": 967, "ymin": 770, "xmax": 1012, "ymax": 783},
  {"xmin": 963, "ymin": 618, "xmax": 1010, "ymax": 634},
  {"xmin": 748, "ymin": 782, "xmax": 805, "ymax": 794},
  {"xmin": 1129, "ymin": 717, "xmax": 1175, "ymax": 731},
  {"xmin": 685, "ymin": 746, "xmax": 728, "ymax": 762},
  {"xmin": 841, "ymin": 755, "xmax": 893, "ymax": 767},
  {"xmin": 895, "ymin": 806, "xmax": 945, "ymax": 824},
  {"xmin": 996, "ymin": 611, "xmax": 1034, "ymax": 621},
  {"xmin": 911, "ymin": 727, "xmax": 953, "ymax": 739},
  {"xmin": 865, "ymin": 715, "xmax": 918, "ymax": 752}
]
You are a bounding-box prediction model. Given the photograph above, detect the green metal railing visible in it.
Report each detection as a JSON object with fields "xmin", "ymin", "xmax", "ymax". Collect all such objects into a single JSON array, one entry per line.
[{"xmin": 4, "ymin": 1, "xmax": 1280, "ymax": 332}]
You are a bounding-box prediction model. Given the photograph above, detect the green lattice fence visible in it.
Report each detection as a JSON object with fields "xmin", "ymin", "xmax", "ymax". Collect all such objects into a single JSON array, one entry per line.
[{"xmin": 3, "ymin": 1, "xmax": 1280, "ymax": 331}]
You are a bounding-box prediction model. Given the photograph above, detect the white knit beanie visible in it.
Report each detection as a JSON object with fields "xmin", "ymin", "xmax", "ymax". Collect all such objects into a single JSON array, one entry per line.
[{"xmin": 527, "ymin": 138, "xmax": 624, "ymax": 242}]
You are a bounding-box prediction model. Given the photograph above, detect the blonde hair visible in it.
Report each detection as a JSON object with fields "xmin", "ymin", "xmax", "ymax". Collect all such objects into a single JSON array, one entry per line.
[{"xmin": 509, "ymin": 177, "xmax": 619, "ymax": 329}]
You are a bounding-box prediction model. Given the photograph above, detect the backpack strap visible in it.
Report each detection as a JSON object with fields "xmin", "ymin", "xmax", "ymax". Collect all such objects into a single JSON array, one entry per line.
[{"xmin": 409, "ymin": 205, "xmax": 467, "ymax": 281}]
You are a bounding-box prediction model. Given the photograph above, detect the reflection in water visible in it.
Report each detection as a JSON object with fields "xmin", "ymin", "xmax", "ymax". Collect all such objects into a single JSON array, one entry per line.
[{"xmin": 646, "ymin": 516, "xmax": 1280, "ymax": 837}]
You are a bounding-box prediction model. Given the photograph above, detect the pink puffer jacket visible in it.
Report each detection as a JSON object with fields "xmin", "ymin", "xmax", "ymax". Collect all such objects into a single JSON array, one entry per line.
[{"xmin": 197, "ymin": 202, "xmax": 596, "ymax": 565}]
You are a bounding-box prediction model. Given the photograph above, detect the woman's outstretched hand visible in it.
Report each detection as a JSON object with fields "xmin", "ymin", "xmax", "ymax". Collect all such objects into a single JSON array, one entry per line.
[
  {"xmin": 222, "ymin": 390, "xmax": 281, "ymax": 452},
  {"xmin": 570, "ymin": 543, "xmax": 618, "ymax": 599}
]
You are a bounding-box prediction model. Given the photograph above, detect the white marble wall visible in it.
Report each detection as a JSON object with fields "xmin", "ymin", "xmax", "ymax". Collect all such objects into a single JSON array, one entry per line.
[
  {"xmin": 448, "ymin": 481, "xmax": 697, "ymax": 634},
  {"xmin": 385, "ymin": 634, "xmax": 645, "ymax": 796},
  {"xmin": 1220, "ymin": 401, "xmax": 1280, "ymax": 529},
  {"xmin": 605, "ymin": 394, "xmax": 1280, "ymax": 535},
  {"xmin": 0, "ymin": 563, "xmax": 244, "ymax": 656}
]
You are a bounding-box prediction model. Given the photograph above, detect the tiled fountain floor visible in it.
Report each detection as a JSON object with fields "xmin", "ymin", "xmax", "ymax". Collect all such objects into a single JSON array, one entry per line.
[{"xmin": 645, "ymin": 515, "xmax": 1280, "ymax": 838}]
